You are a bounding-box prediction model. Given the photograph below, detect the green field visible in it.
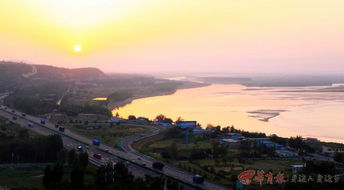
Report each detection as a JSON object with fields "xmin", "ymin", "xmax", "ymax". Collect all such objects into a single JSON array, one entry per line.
[
  {"xmin": 0, "ymin": 167, "xmax": 44, "ymax": 189},
  {"xmin": 132, "ymin": 128, "xmax": 302, "ymax": 187},
  {"xmin": 0, "ymin": 165, "xmax": 97, "ymax": 189},
  {"xmin": 66, "ymin": 123, "xmax": 151, "ymax": 147}
]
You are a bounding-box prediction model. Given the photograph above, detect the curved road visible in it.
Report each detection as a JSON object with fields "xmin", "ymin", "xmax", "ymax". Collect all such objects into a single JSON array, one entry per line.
[{"xmin": 0, "ymin": 106, "xmax": 229, "ymax": 190}]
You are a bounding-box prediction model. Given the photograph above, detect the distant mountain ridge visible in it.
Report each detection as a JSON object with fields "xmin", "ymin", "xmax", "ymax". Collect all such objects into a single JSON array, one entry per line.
[
  {"xmin": 0, "ymin": 61, "xmax": 105, "ymax": 80},
  {"xmin": 0, "ymin": 61, "xmax": 106, "ymax": 92}
]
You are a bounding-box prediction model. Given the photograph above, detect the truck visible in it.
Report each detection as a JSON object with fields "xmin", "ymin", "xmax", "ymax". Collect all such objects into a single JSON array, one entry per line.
[
  {"xmin": 40, "ymin": 120, "xmax": 46, "ymax": 125},
  {"xmin": 93, "ymin": 139, "xmax": 100, "ymax": 146},
  {"xmin": 59, "ymin": 127, "xmax": 65, "ymax": 132},
  {"xmin": 152, "ymin": 162, "xmax": 165, "ymax": 170},
  {"xmin": 93, "ymin": 153, "xmax": 102, "ymax": 159},
  {"xmin": 193, "ymin": 175, "xmax": 205, "ymax": 184}
]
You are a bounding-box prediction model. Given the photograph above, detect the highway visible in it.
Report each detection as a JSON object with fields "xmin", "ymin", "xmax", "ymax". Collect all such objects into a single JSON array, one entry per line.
[{"xmin": 0, "ymin": 106, "xmax": 229, "ymax": 190}]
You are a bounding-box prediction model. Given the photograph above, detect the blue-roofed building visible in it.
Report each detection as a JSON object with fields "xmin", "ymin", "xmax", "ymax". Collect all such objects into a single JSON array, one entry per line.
[
  {"xmin": 192, "ymin": 128, "xmax": 210, "ymax": 135},
  {"xmin": 153, "ymin": 121, "xmax": 173, "ymax": 127},
  {"xmin": 228, "ymin": 133, "xmax": 245, "ymax": 140},
  {"xmin": 176, "ymin": 121, "xmax": 197, "ymax": 129}
]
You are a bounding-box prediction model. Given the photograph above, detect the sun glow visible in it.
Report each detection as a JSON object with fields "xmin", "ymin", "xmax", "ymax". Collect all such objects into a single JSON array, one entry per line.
[{"xmin": 74, "ymin": 45, "xmax": 82, "ymax": 53}]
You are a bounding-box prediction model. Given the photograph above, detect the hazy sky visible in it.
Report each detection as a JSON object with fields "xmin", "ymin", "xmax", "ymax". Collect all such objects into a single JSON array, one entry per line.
[{"xmin": 0, "ymin": 0, "xmax": 343, "ymax": 73}]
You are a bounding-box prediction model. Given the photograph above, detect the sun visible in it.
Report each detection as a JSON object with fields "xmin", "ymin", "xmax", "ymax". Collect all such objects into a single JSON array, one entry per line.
[{"xmin": 73, "ymin": 45, "xmax": 82, "ymax": 53}]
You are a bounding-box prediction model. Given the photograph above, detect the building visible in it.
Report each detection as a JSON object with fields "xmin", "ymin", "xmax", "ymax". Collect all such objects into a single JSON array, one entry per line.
[
  {"xmin": 249, "ymin": 137, "xmax": 287, "ymax": 150},
  {"xmin": 219, "ymin": 138, "xmax": 240, "ymax": 147},
  {"xmin": 227, "ymin": 133, "xmax": 245, "ymax": 140},
  {"xmin": 291, "ymin": 165, "xmax": 304, "ymax": 173},
  {"xmin": 176, "ymin": 121, "xmax": 197, "ymax": 129},
  {"xmin": 322, "ymin": 146, "xmax": 344, "ymax": 155},
  {"xmin": 153, "ymin": 121, "xmax": 173, "ymax": 127},
  {"xmin": 276, "ymin": 150, "xmax": 298, "ymax": 157},
  {"xmin": 110, "ymin": 117, "xmax": 121, "ymax": 123},
  {"xmin": 305, "ymin": 137, "xmax": 319, "ymax": 142},
  {"xmin": 192, "ymin": 128, "xmax": 210, "ymax": 135}
]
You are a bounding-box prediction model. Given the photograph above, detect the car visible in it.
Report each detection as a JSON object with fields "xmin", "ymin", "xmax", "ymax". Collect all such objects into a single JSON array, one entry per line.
[
  {"xmin": 193, "ymin": 175, "xmax": 205, "ymax": 184},
  {"xmin": 21, "ymin": 113, "xmax": 26, "ymax": 117},
  {"xmin": 55, "ymin": 124, "xmax": 59, "ymax": 128},
  {"xmin": 28, "ymin": 122, "xmax": 33, "ymax": 128},
  {"xmin": 86, "ymin": 145, "xmax": 89, "ymax": 149},
  {"xmin": 104, "ymin": 149, "xmax": 110, "ymax": 153},
  {"xmin": 93, "ymin": 153, "xmax": 102, "ymax": 160},
  {"xmin": 59, "ymin": 127, "xmax": 65, "ymax": 132},
  {"xmin": 11, "ymin": 110, "xmax": 15, "ymax": 113},
  {"xmin": 12, "ymin": 116, "xmax": 17, "ymax": 120},
  {"xmin": 77, "ymin": 145, "xmax": 83, "ymax": 152}
]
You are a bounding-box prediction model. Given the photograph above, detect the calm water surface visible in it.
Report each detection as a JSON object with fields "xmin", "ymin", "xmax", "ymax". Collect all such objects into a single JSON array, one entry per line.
[{"xmin": 113, "ymin": 84, "xmax": 344, "ymax": 143}]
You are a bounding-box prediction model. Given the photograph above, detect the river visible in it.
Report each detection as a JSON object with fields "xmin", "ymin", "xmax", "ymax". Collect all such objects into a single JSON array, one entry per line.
[{"xmin": 112, "ymin": 84, "xmax": 344, "ymax": 143}]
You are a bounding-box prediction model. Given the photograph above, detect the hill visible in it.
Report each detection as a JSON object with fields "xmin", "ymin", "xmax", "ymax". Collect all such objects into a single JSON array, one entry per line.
[{"xmin": 0, "ymin": 61, "xmax": 105, "ymax": 92}]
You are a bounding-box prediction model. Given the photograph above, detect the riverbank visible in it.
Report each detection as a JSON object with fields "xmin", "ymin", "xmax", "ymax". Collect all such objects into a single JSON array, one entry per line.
[
  {"xmin": 112, "ymin": 84, "xmax": 344, "ymax": 143},
  {"xmin": 108, "ymin": 81, "xmax": 209, "ymax": 113}
]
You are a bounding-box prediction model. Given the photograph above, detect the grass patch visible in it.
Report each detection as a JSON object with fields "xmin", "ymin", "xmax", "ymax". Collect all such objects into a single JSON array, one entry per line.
[
  {"xmin": 0, "ymin": 167, "xmax": 44, "ymax": 189},
  {"xmin": 67, "ymin": 123, "xmax": 151, "ymax": 147}
]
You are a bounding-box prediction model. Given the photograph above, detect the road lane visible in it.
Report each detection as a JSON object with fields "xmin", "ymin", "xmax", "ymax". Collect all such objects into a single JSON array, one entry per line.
[{"xmin": 0, "ymin": 107, "xmax": 229, "ymax": 190}]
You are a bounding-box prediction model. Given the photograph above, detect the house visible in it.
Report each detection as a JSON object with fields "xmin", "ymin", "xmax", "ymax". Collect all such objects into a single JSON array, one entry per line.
[
  {"xmin": 249, "ymin": 138, "xmax": 271, "ymax": 143},
  {"xmin": 262, "ymin": 141, "xmax": 287, "ymax": 150},
  {"xmin": 249, "ymin": 137, "xmax": 287, "ymax": 150},
  {"xmin": 291, "ymin": 165, "xmax": 304, "ymax": 173},
  {"xmin": 228, "ymin": 133, "xmax": 245, "ymax": 140},
  {"xmin": 136, "ymin": 117, "xmax": 150, "ymax": 124},
  {"xmin": 322, "ymin": 145, "xmax": 344, "ymax": 155},
  {"xmin": 305, "ymin": 137, "xmax": 319, "ymax": 142},
  {"xmin": 110, "ymin": 117, "xmax": 121, "ymax": 123},
  {"xmin": 153, "ymin": 121, "xmax": 173, "ymax": 127},
  {"xmin": 219, "ymin": 138, "xmax": 240, "ymax": 146},
  {"xmin": 176, "ymin": 121, "xmax": 197, "ymax": 129},
  {"xmin": 276, "ymin": 150, "xmax": 298, "ymax": 157},
  {"xmin": 192, "ymin": 128, "xmax": 210, "ymax": 135}
]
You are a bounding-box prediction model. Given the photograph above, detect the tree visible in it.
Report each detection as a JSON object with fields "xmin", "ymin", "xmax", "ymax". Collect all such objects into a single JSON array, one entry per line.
[
  {"xmin": 270, "ymin": 134, "xmax": 287, "ymax": 145},
  {"xmin": 176, "ymin": 117, "xmax": 184, "ymax": 123},
  {"xmin": 43, "ymin": 164, "xmax": 65, "ymax": 190},
  {"xmin": 155, "ymin": 114, "xmax": 173, "ymax": 124},
  {"xmin": 334, "ymin": 152, "xmax": 344, "ymax": 163},
  {"xmin": 166, "ymin": 178, "xmax": 184, "ymax": 190},
  {"xmin": 288, "ymin": 136, "xmax": 304, "ymax": 151},
  {"xmin": 43, "ymin": 166, "xmax": 52, "ymax": 189},
  {"xmin": 78, "ymin": 152, "xmax": 89, "ymax": 169},
  {"xmin": 71, "ymin": 167, "xmax": 84, "ymax": 190},
  {"xmin": 167, "ymin": 143, "xmax": 178, "ymax": 159},
  {"xmin": 155, "ymin": 114, "xmax": 167, "ymax": 122},
  {"xmin": 113, "ymin": 162, "xmax": 134, "ymax": 190},
  {"xmin": 212, "ymin": 142, "xmax": 228, "ymax": 159},
  {"xmin": 145, "ymin": 175, "xmax": 164, "ymax": 190},
  {"xmin": 68, "ymin": 149, "xmax": 78, "ymax": 167},
  {"xmin": 128, "ymin": 115, "xmax": 136, "ymax": 120},
  {"xmin": 56, "ymin": 149, "xmax": 67, "ymax": 165}
]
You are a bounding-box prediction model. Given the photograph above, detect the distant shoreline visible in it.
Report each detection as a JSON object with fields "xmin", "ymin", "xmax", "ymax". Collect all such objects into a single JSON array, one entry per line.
[{"xmin": 108, "ymin": 82, "xmax": 210, "ymax": 114}]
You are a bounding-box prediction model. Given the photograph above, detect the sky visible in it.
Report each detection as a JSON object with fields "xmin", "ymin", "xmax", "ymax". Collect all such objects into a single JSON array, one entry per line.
[{"xmin": 0, "ymin": 0, "xmax": 343, "ymax": 73}]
